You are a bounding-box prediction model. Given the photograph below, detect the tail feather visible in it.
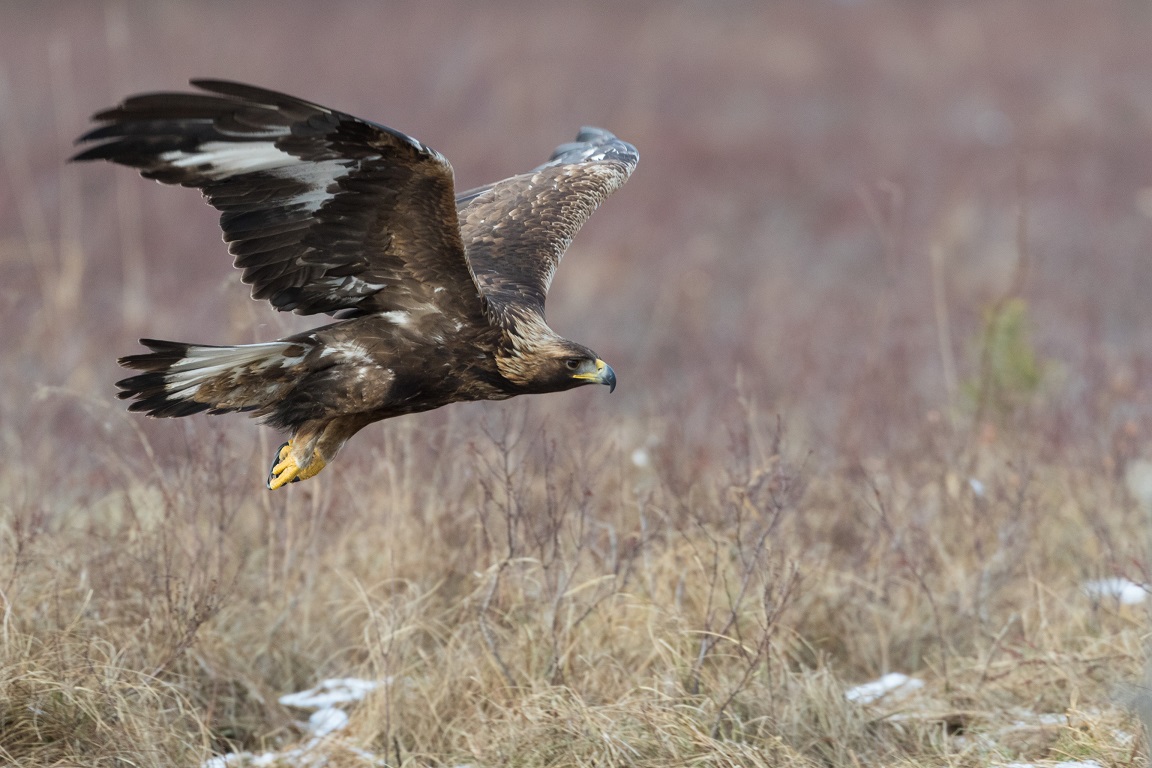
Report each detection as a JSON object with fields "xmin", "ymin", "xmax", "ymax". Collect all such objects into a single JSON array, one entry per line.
[{"xmin": 117, "ymin": 338, "xmax": 309, "ymax": 418}]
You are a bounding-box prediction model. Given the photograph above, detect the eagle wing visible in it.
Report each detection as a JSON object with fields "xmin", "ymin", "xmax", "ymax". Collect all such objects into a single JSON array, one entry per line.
[
  {"xmin": 455, "ymin": 128, "xmax": 638, "ymax": 327},
  {"xmin": 75, "ymin": 80, "xmax": 484, "ymax": 320}
]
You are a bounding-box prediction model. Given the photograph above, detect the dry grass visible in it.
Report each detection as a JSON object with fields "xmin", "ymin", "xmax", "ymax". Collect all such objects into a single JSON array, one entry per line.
[{"xmin": 4, "ymin": 1, "xmax": 1152, "ymax": 765}]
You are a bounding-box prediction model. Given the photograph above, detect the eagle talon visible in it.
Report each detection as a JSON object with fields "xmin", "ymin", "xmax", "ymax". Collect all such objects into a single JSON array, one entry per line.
[
  {"xmin": 267, "ymin": 440, "xmax": 327, "ymax": 490},
  {"xmin": 267, "ymin": 441, "xmax": 298, "ymax": 489}
]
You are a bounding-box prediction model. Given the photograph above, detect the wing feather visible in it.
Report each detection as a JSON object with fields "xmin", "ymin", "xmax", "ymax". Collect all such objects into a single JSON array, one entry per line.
[
  {"xmin": 74, "ymin": 80, "xmax": 485, "ymax": 320},
  {"xmin": 457, "ymin": 127, "xmax": 637, "ymax": 326}
]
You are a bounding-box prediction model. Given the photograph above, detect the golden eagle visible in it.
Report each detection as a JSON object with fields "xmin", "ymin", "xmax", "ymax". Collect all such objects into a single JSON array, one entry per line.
[{"xmin": 74, "ymin": 80, "xmax": 636, "ymax": 489}]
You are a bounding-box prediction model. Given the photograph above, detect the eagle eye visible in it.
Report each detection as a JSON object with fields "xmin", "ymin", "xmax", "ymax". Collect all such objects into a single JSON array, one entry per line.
[{"xmin": 565, "ymin": 358, "xmax": 582, "ymax": 370}]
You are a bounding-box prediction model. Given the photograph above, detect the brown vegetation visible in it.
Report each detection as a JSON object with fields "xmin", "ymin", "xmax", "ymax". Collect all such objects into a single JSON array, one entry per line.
[{"xmin": 4, "ymin": 1, "xmax": 1152, "ymax": 765}]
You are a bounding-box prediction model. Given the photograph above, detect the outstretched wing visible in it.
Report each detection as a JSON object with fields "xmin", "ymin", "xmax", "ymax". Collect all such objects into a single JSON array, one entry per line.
[
  {"xmin": 75, "ymin": 80, "xmax": 484, "ymax": 320},
  {"xmin": 456, "ymin": 127, "xmax": 637, "ymax": 327}
]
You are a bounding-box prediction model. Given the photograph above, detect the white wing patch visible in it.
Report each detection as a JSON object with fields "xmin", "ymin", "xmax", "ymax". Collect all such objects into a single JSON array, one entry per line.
[
  {"xmin": 161, "ymin": 140, "xmax": 293, "ymax": 176},
  {"xmin": 287, "ymin": 185, "xmax": 337, "ymax": 214},
  {"xmin": 266, "ymin": 156, "xmax": 353, "ymax": 213},
  {"xmin": 160, "ymin": 141, "xmax": 356, "ymax": 214}
]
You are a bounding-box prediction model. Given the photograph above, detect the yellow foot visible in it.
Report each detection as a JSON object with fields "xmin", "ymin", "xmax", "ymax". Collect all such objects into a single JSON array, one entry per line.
[{"xmin": 267, "ymin": 440, "xmax": 327, "ymax": 490}]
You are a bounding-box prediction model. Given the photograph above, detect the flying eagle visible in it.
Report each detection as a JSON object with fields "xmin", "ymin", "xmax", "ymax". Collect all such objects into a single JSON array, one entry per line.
[{"xmin": 74, "ymin": 80, "xmax": 636, "ymax": 489}]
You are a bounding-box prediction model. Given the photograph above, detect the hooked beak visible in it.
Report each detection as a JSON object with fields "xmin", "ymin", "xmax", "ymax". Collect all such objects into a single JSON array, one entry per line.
[{"xmin": 573, "ymin": 358, "xmax": 617, "ymax": 392}]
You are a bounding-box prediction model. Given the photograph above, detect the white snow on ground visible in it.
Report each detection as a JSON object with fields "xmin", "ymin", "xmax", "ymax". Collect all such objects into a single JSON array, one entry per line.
[
  {"xmin": 278, "ymin": 677, "xmax": 382, "ymax": 708},
  {"xmin": 1001, "ymin": 709, "xmax": 1068, "ymax": 729},
  {"xmin": 844, "ymin": 673, "xmax": 924, "ymax": 704},
  {"xmin": 205, "ymin": 675, "xmax": 1121, "ymax": 766},
  {"xmin": 201, "ymin": 678, "xmax": 385, "ymax": 768},
  {"xmin": 1082, "ymin": 577, "xmax": 1148, "ymax": 605},
  {"xmin": 307, "ymin": 707, "xmax": 349, "ymax": 738}
]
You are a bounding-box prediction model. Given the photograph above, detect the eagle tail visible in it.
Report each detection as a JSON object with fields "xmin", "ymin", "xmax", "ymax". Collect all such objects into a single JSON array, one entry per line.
[{"xmin": 116, "ymin": 338, "xmax": 309, "ymax": 418}]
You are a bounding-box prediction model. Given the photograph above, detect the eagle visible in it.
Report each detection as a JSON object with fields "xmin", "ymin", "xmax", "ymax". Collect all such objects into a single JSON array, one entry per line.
[{"xmin": 74, "ymin": 80, "xmax": 637, "ymax": 489}]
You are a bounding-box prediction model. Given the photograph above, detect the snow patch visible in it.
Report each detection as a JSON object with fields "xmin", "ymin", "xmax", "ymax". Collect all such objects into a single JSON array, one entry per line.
[
  {"xmin": 278, "ymin": 677, "xmax": 382, "ymax": 709},
  {"xmin": 1082, "ymin": 577, "xmax": 1147, "ymax": 605},
  {"xmin": 201, "ymin": 677, "xmax": 385, "ymax": 767},
  {"xmin": 844, "ymin": 673, "xmax": 924, "ymax": 704},
  {"xmin": 308, "ymin": 707, "xmax": 349, "ymax": 738}
]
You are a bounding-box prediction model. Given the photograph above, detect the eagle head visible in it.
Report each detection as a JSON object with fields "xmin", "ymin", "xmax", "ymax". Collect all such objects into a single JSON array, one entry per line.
[{"xmin": 497, "ymin": 337, "xmax": 616, "ymax": 394}]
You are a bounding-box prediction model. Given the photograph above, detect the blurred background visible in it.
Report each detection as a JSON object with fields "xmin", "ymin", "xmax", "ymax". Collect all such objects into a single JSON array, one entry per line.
[{"xmin": 5, "ymin": 0, "xmax": 1152, "ymax": 492}]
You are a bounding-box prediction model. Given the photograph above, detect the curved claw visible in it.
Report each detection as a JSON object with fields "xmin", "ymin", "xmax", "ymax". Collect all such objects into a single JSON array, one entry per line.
[
  {"xmin": 267, "ymin": 440, "xmax": 327, "ymax": 490},
  {"xmin": 267, "ymin": 441, "xmax": 297, "ymax": 489}
]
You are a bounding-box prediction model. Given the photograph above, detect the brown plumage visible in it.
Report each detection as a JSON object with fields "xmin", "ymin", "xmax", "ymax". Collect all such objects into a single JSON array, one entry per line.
[{"xmin": 74, "ymin": 80, "xmax": 636, "ymax": 488}]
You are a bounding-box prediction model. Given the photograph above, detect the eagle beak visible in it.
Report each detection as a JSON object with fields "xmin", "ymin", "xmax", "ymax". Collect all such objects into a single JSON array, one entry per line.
[
  {"xmin": 599, "ymin": 360, "xmax": 617, "ymax": 392},
  {"xmin": 574, "ymin": 358, "xmax": 616, "ymax": 392}
]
